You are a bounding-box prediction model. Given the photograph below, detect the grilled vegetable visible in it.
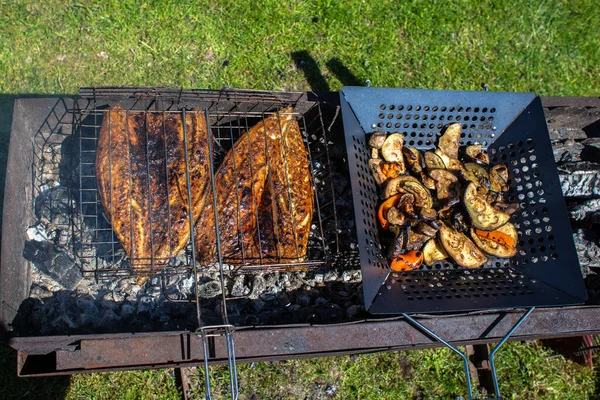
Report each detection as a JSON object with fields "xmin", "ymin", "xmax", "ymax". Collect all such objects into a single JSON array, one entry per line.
[
  {"xmin": 421, "ymin": 173, "xmax": 437, "ymax": 190},
  {"xmin": 406, "ymin": 229, "xmax": 430, "ymax": 250},
  {"xmin": 387, "ymin": 227, "xmax": 408, "ymax": 259},
  {"xmin": 471, "ymin": 222, "xmax": 518, "ymax": 258},
  {"xmin": 419, "ymin": 208, "xmax": 438, "ymax": 221},
  {"xmin": 464, "ymin": 182, "xmax": 510, "ymax": 230},
  {"xmin": 381, "ymin": 134, "xmax": 406, "ymax": 172},
  {"xmin": 464, "ymin": 162, "xmax": 490, "ymax": 188},
  {"xmin": 369, "ymin": 159, "xmax": 388, "ymax": 185},
  {"xmin": 369, "ymin": 131, "xmax": 387, "ymax": 149},
  {"xmin": 397, "ymin": 193, "xmax": 417, "ymax": 218},
  {"xmin": 424, "ymin": 151, "xmax": 445, "ymax": 170},
  {"xmin": 429, "ymin": 169, "xmax": 461, "ymax": 200},
  {"xmin": 403, "ymin": 147, "xmax": 423, "ymax": 174},
  {"xmin": 383, "ymin": 175, "xmax": 420, "ymax": 198},
  {"xmin": 465, "ymin": 144, "xmax": 489, "ymax": 165},
  {"xmin": 402, "ymin": 180, "xmax": 433, "ymax": 209},
  {"xmin": 390, "ymin": 249, "xmax": 423, "ymax": 271},
  {"xmin": 489, "ymin": 164, "xmax": 509, "ymax": 192},
  {"xmin": 381, "ymin": 162, "xmax": 403, "ymax": 179},
  {"xmin": 423, "ymin": 238, "xmax": 448, "ymax": 266},
  {"xmin": 417, "ymin": 221, "xmax": 439, "ymax": 237},
  {"xmin": 492, "ymin": 201, "xmax": 519, "ymax": 215},
  {"xmin": 387, "ymin": 207, "xmax": 408, "ymax": 228},
  {"xmin": 378, "ymin": 194, "xmax": 403, "ymax": 230},
  {"xmin": 452, "ymin": 211, "xmax": 469, "ymax": 233},
  {"xmin": 438, "ymin": 123, "xmax": 461, "ymax": 159},
  {"xmin": 439, "ymin": 224, "xmax": 487, "ymax": 268},
  {"xmin": 435, "ymin": 148, "xmax": 464, "ymax": 171},
  {"xmin": 371, "ymin": 147, "xmax": 380, "ymax": 159}
]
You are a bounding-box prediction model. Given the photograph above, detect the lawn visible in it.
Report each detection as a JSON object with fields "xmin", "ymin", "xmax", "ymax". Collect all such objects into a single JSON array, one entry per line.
[{"xmin": 0, "ymin": 0, "xmax": 599, "ymax": 399}]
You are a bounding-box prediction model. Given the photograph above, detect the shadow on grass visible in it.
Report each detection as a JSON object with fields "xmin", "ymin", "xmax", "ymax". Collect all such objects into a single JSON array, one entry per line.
[{"xmin": 0, "ymin": 345, "xmax": 70, "ymax": 400}]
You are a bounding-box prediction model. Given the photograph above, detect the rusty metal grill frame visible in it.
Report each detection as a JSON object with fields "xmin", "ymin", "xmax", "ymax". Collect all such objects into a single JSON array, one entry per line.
[{"xmin": 341, "ymin": 87, "xmax": 588, "ymax": 314}]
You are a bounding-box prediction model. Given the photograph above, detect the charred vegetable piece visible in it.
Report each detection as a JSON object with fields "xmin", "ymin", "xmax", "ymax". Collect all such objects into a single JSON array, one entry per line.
[
  {"xmin": 397, "ymin": 193, "xmax": 416, "ymax": 218},
  {"xmin": 492, "ymin": 201, "xmax": 519, "ymax": 215},
  {"xmin": 419, "ymin": 207, "xmax": 438, "ymax": 221},
  {"xmin": 429, "ymin": 169, "xmax": 461, "ymax": 200},
  {"xmin": 387, "ymin": 227, "xmax": 408, "ymax": 259},
  {"xmin": 439, "ymin": 224, "xmax": 487, "ymax": 268},
  {"xmin": 435, "ymin": 148, "xmax": 464, "ymax": 171},
  {"xmin": 378, "ymin": 194, "xmax": 403, "ymax": 230},
  {"xmin": 403, "ymin": 180, "xmax": 433, "ymax": 209},
  {"xmin": 381, "ymin": 134, "xmax": 407, "ymax": 172},
  {"xmin": 371, "ymin": 147, "xmax": 380, "ymax": 159},
  {"xmin": 464, "ymin": 182, "xmax": 510, "ymax": 230},
  {"xmin": 424, "ymin": 151, "xmax": 445, "ymax": 170},
  {"xmin": 369, "ymin": 159, "xmax": 387, "ymax": 185},
  {"xmin": 381, "ymin": 162, "xmax": 403, "ymax": 179},
  {"xmin": 465, "ymin": 144, "xmax": 489, "ymax": 164},
  {"xmin": 390, "ymin": 250, "xmax": 424, "ymax": 271},
  {"xmin": 464, "ymin": 162, "xmax": 490, "ymax": 188},
  {"xmin": 369, "ymin": 131, "xmax": 387, "ymax": 149},
  {"xmin": 438, "ymin": 123, "xmax": 461, "ymax": 159},
  {"xmin": 387, "ymin": 207, "xmax": 408, "ymax": 227},
  {"xmin": 471, "ymin": 222, "xmax": 518, "ymax": 258},
  {"xmin": 421, "ymin": 173, "xmax": 437, "ymax": 190},
  {"xmin": 490, "ymin": 164, "xmax": 509, "ymax": 192},
  {"xmin": 417, "ymin": 221, "xmax": 439, "ymax": 237},
  {"xmin": 383, "ymin": 175, "xmax": 420, "ymax": 198},
  {"xmin": 452, "ymin": 211, "xmax": 469, "ymax": 233},
  {"xmin": 403, "ymin": 147, "xmax": 423, "ymax": 174},
  {"xmin": 423, "ymin": 238, "xmax": 448, "ymax": 266},
  {"xmin": 406, "ymin": 228, "xmax": 430, "ymax": 251}
]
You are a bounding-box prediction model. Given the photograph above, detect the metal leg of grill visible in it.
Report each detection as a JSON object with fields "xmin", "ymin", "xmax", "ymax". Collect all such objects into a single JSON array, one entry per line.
[
  {"xmin": 488, "ymin": 307, "xmax": 535, "ymax": 400},
  {"xmin": 404, "ymin": 307, "xmax": 535, "ymax": 400},
  {"xmin": 198, "ymin": 325, "xmax": 239, "ymax": 400},
  {"xmin": 402, "ymin": 313, "xmax": 474, "ymax": 400}
]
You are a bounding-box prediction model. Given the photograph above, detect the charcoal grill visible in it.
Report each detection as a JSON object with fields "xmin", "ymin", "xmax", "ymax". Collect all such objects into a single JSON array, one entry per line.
[
  {"xmin": 1, "ymin": 88, "xmax": 597, "ymax": 400},
  {"xmin": 342, "ymin": 87, "xmax": 587, "ymax": 314}
]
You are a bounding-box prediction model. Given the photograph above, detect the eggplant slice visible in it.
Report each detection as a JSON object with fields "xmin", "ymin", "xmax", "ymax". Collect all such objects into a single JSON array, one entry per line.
[
  {"xmin": 439, "ymin": 224, "xmax": 487, "ymax": 268},
  {"xmin": 464, "ymin": 182, "xmax": 510, "ymax": 231},
  {"xmin": 471, "ymin": 222, "xmax": 518, "ymax": 258},
  {"xmin": 423, "ymin": 238, "xmax": 448, "ymax": 266}
]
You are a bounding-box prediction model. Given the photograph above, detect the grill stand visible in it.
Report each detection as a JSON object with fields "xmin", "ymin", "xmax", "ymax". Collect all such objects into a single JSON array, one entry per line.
[{"xmin": 403, "ymin": 307, "xmax": 535, "ymax": 400}]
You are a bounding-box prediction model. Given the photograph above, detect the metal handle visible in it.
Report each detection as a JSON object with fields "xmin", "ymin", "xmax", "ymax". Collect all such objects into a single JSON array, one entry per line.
[
  {"xmin": 198, "ymin": 325, "xmax": 239, "ymax": 400},
  {"xmin": 403, "ymin": 307, "xmax": 535, "ymax": 400}
]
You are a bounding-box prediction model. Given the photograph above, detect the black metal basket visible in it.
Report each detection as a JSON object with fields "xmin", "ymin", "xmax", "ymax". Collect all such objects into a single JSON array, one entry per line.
[{"xmin": 341, "ymin": 87, "xmax": 587, "ymax": 314}]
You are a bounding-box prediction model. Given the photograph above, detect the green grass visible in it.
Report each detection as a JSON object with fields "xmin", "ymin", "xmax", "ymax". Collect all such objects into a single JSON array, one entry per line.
[{"xmin": 0, "ymin": 0, "xmax": 599, "ymax": 399}]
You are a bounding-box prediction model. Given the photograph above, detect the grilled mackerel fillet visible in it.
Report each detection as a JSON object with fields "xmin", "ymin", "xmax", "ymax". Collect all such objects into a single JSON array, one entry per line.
[
  {"xmin": 96, "ymin": 107, "xmax": 210, "ymax": 273},
  {"xmin": 194, "ymin": 108, "xmax": 313, "ymax": 264}
]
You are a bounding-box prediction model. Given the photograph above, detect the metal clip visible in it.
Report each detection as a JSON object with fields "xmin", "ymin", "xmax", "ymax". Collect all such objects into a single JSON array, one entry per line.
[{"xmin": 197, "ymin": 325, "xmax": 239, "ymax": 400}]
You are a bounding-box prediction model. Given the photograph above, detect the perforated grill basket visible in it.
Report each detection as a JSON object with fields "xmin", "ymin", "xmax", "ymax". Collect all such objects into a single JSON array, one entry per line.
[{"xmin": 341, "ymin": 87, "xmax": 587, "ymax": 314}]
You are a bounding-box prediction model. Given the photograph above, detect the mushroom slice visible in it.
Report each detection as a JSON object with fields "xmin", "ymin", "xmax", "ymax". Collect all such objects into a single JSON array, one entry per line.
[
  {"xmin": 465, "ymin": 144, "xmax": 490, "ymax": 165},
  {"xmin": 369, "ymin": 131, "xmax": 387, "ymax": 149},
  {"xmin": 424, "ymin": 151, "xmax": 445, "ymax": 170},
  {"xmin": 489, "ymin": 164, "xmax": 509, "ymax": 192},
  {"xmin": 429, "ymin": 169, "xmax": 461, "ymax": 200},
  {"xmin": 423, "ymin": 238, "xmax": 448, "ymax": 266},
  {"xmin": 381, "ymin": 134, "xmax": 407, "ymax": 173},
  {"xmin": 403, "ymin": 147, "xmax": 423, "ymax": 174},
  {"xmin": 369, "ymin": 159, "xmax": 388, "ymax": 186},
  {"xmin": 438, "ymin": 123, "xmax": 461, "ymax": 159},
  {"xmin": 439, "ymin": 224, "xmax": 487, "ymax": 268},
  {"xmin": 464, "ymin": 182, "xmax": 510, "ymax": 230},
  {"xmin": 383, "ymin": 175, "xmax": 420, "ymax": 198},
  {"xmin": 471, "ymin": 222, "xmax": 518, "ymax": 258}
]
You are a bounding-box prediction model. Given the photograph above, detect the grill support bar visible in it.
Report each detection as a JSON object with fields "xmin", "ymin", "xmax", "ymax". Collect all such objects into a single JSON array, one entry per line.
[{"xmin": 403, "ymin": 307, "xmax": 535, "ymax": 400}]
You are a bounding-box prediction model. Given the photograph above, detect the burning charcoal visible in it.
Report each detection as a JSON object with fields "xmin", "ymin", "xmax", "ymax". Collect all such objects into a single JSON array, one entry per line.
[
  {"xmin": 76, "ymin": 298, "xmax": 100, "ymax": 318},
  {"xmin": 341, "ymin": 270, "xmax": 354, "ymax": 282},
  {"xmin": 569, "ymin": 199, "xmax": 600, "ymax": 222},
  {"xmin": 315, "ymin": 297, "xmax": 329, "ymax": 306},
  {"xmin": 552, "ymin": 139, "xmax": 585, "ymax": 162},
  {"xmin": 249, "ymin": 299, "xmax": 265, "ymax": 313},
  {"xmin": 23, "ymin": 240, "xmax": 82, "ymax": 290},
  {"xmin": 346, "ymin": 305, "xmax": 360, "ymax": 319},
  {"xmin": 197, "ymin": 280, "xmax": 222, "ymax": 299},
  {"xmin": 313, "ymin": 273, "xmax": 325, "ymax": 285},
  {"xmin": 288, "ymin": 304, "xmax": 302, "ymax": 312},
  {"xmin": 573, "ymin": 229, "xmax": 600, "ymax": 275},
  {"xmin": 120, "ymin": 303, "xmax": 136, "ymax": 318},
  {"xmin": 296, "ymin": 292, "xmax": 312, "ymax": 307},
  {"xmin": 52, "ymin": 313, "xmax": 77, "ymax": 331},
  {"xmin": 560, "ymin": 170, "xmax": 600, "ymax": 198},
  {"xmin": 324, "ymin": 270, "xmax": 339, "ymax": 282},
  {"xmin": 230, "ymin": 275, "xmax": 249, "ymax": 297},
  {"xmin": 35, "ymin": 186, "xmax": 74, "ymax": 223},
  {"xmin": 249, "ymin": 275, "xmax": 266, "ymax": 299}
]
